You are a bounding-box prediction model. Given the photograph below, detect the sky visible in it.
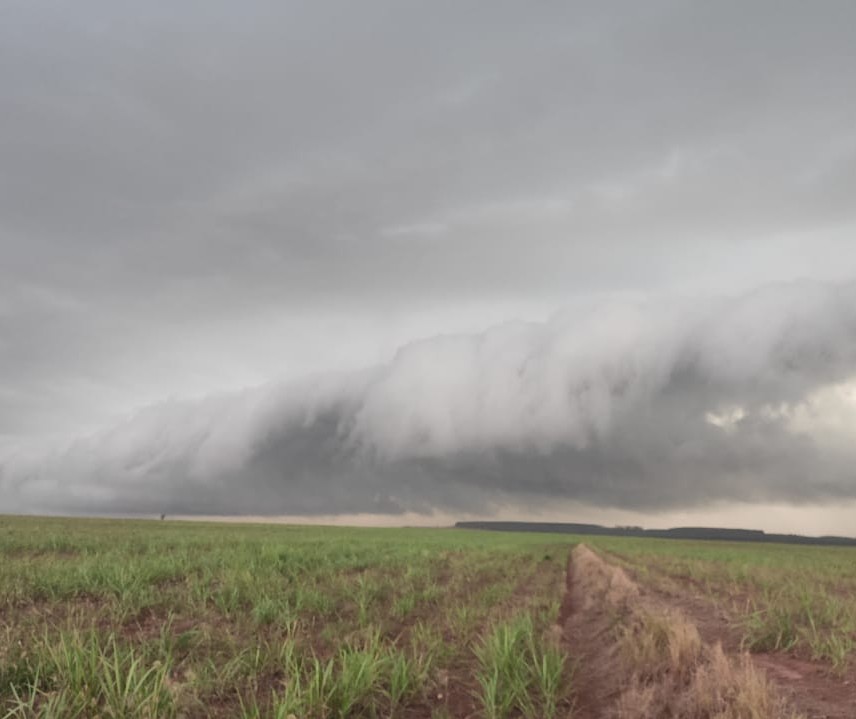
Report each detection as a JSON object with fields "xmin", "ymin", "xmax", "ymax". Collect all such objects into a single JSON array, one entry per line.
[{"xmin": 2, "ymin": 1, "xmax": 856, "ymax": 533}]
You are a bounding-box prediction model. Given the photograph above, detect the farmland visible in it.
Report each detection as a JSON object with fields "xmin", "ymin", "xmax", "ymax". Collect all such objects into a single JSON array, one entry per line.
[
  {"xmin": 579, "ymin": 534, "xmax": 856, "ymax": 717},
  {"xmin": 0, "ymin": 517, "xmax": 572, "ymax": 718},
  {"xmin": 586, "ymin": 535, "xmax": 856, "ymax": 670},
  {"xmin": 2, "ymin": 517, "xmax": 856, "ymax": 718}
]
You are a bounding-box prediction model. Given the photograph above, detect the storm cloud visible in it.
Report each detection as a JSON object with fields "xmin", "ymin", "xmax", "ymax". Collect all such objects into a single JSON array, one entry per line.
[
  {"xmin": 2, "ymin": 2, "xmax": 856, "ymax": 521},
  {"xmin": 4, "ymin": 280, "xmax": 856, "ymax": 516}
]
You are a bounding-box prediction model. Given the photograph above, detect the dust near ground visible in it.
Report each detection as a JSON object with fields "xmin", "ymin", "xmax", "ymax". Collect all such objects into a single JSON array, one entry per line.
[{"xmin": 558, "ymin": 544, "xmax": 856, "ymax": 719}]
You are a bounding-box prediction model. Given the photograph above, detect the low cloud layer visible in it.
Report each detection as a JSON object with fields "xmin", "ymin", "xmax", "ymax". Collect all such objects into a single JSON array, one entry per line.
[
  {"xmin": 3, "ymin": 3, "xmax": 856, "ymax": 528},
  {"xmin": 4, "ymin": 280, "xmax": 856, "ymax": 517}
]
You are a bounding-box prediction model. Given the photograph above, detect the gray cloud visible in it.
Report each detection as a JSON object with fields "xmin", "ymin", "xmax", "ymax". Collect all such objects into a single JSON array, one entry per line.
[
  {"xmin": 2, "ymin": 2, "xmax": 856, "ymax": 519},
  {"xmin": 3, "ymin": 280, "xmax": 856, "ymax": 516}
]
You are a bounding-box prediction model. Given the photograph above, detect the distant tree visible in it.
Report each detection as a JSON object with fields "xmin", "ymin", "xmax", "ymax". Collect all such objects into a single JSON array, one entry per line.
[{"xmin": 160, "ymin": 514, "xmax": 166, "ymax": 521}]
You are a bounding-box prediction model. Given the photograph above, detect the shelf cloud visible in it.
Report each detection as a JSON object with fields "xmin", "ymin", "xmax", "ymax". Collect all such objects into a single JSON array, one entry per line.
[
  {"xmin": 4, "ymin": 281, "xmax": 856, "ymax": 516},
  {"xmin": 2, "ymin": 2, "xmax": 856, "ymax": 525}
]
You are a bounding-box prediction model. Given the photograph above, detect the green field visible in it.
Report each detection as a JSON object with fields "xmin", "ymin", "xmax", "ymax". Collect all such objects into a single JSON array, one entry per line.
[
  {"xmin": 3, "ymin": 517, "xmax": 855, "ymax": 718},
  {"xmin": 0, "ymin": 517, "xmax": 574, "ymax": 719}
]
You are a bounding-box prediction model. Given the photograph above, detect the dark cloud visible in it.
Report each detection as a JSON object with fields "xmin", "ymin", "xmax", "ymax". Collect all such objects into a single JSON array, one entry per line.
[
  {"xmin": 2, "ymin": 2, "xmax": 856, "ymax": 518},
  {"xmin": 4, "ymin": 281, "xmax": 856, "ymax": 515}
]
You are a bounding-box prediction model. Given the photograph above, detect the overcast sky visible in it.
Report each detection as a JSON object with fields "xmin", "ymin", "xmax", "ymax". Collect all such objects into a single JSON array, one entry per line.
[{"xmin": 2, "ymin": 1, "xmax": 856, "ymax": 532}]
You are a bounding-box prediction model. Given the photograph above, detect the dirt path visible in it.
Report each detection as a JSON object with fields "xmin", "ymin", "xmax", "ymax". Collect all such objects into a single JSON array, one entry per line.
[
  {"xmin": 751, "ymin": 652, "xmax": 856, "ymax": 719},
  {"xmin": 558, "ymin": 544, "xmax": 639, "ymax": 717},
  {"xmin": 558, "ymin": 544, "xmax": 856, "ymax": 718}
]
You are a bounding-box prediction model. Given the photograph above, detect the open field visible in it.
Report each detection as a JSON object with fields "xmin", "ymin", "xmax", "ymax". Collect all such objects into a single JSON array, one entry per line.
[
  {"xmin": 4, "ymin": 517, "xmax": 856, "ymax": 718},
  {"xmin": 0, "ymin": 517, "xmax": 573, "ymax": 718}
]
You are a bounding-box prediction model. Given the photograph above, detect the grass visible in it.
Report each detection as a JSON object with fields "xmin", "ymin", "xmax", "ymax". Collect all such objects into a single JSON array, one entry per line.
[
  {"xmin": 6, "ymin": 517, "xmax": 843, "ymax": 716},
  {"xmin": 584, "ymin": 534, "xmax": 856, "ymax": 672},
  {"xmin": 474, "ymin": 614, "xmax": 567, "ymax": 719},
  {"xmin": 0, "ymin": 516, "xmax": 574, "ymax": 718}
]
